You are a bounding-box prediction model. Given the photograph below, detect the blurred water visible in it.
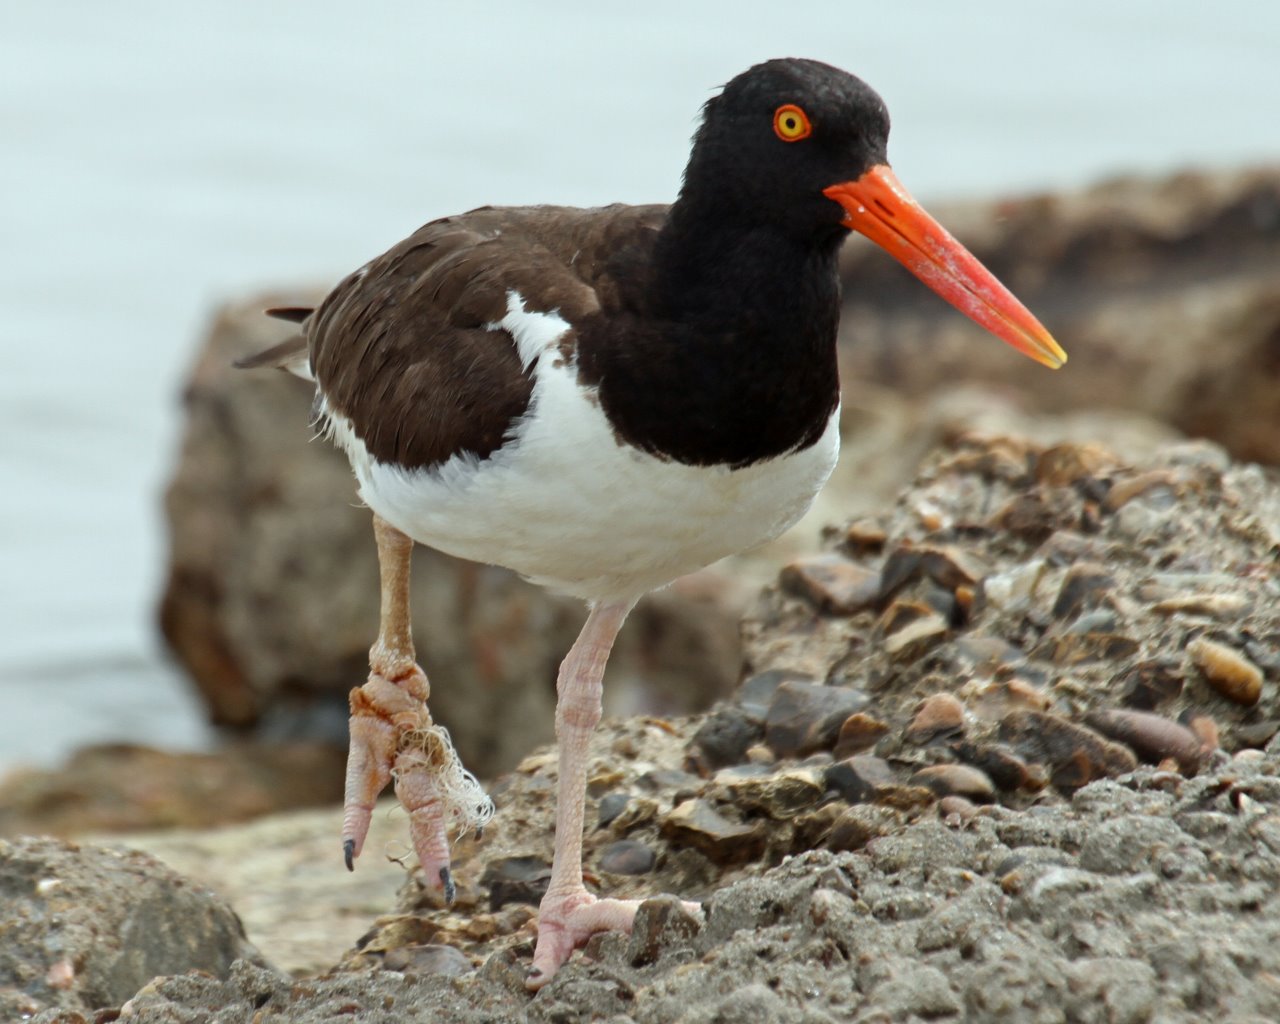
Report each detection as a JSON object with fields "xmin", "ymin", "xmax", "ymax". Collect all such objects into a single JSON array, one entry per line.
[{"xmin": 2, "ymin": 0, "xmax": 1278, "ymax": 773}]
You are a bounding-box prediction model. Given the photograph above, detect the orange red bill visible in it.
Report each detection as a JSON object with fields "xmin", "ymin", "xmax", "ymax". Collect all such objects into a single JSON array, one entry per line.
[{"xmin": 824, "ymin": 165, "xmax": 1067, "ymax": 369}]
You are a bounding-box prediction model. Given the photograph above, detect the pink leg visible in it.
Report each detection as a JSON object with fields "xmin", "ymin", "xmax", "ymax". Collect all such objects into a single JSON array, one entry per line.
[
  {"xmin": 342, "ymin": 515, "xmax": 491, "ymax": 902},
  {"xmin": 527, "ymin": 600, "xmax": 699, "ymax": 990}
]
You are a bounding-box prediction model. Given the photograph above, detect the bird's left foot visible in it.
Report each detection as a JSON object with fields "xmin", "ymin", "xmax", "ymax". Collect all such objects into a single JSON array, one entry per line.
[{"xmin": 526, "ymin": 889, "xmax": 702, "ymax": 990}]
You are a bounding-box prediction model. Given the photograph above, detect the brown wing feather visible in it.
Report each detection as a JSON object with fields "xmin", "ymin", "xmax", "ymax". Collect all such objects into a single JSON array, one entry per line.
[{"xmin": 307, "ymin": 203, "xmax": 668, "ymax": 470}]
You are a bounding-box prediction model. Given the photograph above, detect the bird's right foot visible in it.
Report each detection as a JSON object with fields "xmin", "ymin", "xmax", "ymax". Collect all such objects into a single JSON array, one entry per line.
[{"xmin": 340, "ymin": 664, "xmax": 492, "ymax": 902}]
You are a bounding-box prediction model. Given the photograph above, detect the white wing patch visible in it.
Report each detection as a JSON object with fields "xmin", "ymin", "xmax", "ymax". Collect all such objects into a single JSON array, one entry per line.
[{"xmin": 488, "ymin": 290, "xmax": 571, "ymax": 371}]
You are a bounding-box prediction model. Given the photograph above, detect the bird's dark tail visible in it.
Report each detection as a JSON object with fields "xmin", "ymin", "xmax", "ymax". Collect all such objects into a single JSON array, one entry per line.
[{"xmin": 232, "ymin": 307, "xmax": 316, "ymax": 380}]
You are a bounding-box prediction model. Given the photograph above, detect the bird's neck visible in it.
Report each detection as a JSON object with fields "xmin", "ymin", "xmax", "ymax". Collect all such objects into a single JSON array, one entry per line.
[
  {"xmin": 578, "ymin": 201, "xmax": 845, "ymax": 469},
  {"xmin": 650, "ymin": 199, "xmax": 847, "ymax": 335}
]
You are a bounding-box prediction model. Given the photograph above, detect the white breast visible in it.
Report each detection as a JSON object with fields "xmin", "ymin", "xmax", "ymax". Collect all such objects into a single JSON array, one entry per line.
[{"xmin": 322, "ymin": 293, "xmax": 840, "ymax": 604}]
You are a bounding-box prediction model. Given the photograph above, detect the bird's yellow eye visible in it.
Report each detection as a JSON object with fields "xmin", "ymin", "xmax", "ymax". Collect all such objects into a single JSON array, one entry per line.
[{"xmin": 773, "ymin": 103, "xmax": 812, "ymax": 142}]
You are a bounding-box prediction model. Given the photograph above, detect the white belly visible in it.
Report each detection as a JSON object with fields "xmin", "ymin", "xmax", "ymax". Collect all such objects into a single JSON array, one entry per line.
[{"xmin": 321, "ymin": 299, "xmax": 840, "ymax": 603}]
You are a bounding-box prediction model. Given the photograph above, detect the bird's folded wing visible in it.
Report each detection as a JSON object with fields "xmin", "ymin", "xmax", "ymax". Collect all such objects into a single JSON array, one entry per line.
[{"xmin": 306, "ymin": 204, "xmax": 667, "ymax": 470}]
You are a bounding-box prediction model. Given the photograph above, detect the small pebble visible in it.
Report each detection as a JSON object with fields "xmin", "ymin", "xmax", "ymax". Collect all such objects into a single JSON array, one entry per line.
[
  {"xmin": 904, "ymin": 693, "xmax": 965, "ymax": 744},
  {"xmin": 1233, "ymin": 720, "xmax": 1279, "ymax": 749},
  {"xmin": 808, "ymin": 886, "xmax": 855, "ymax": 926},
  {"xmin": 1182, "ymin": 712, "xmax": 1220, "ymax": 754},
  {"xmin": 1043, "ymin": 630, "xmax": 1139, "ymax": 665},
  {"xmin": 999, "ymin": 710, "xmax": 1137, "ymax": 791},
  {"xmin": 1230, "ymin": 788, "xmax": 1262, "ymax": 815},
  {"xmin": 721, "ymin": 766, "xmax": 825, "ymax": 819},
  {"xmin": 1103, "ymin": 469, "xmax": 1181, "ymax": 511},
  {"xmin": 909, "ymin": 764, "xmax": 995, "ymax": 802},
  {"xmin": 793, "ymin": 803, "xmax": 846, "ymax": 851},
  {"xmin": 844, "ymin": 518, "xmax": 888, "ymax": 552},
  {"xmin": 873, "ymin": 783, "xmax": 939, "ymax": 812},
  {"xmin": 877, "ymin": 545, "xmax": 925, "ymax": 600},
  {"xmin": 688, "ymin": 708, "xmax": 763, "ymax": 772},
  {"xmin": 825, "ymin": 754, "xmax": 894, "ymax": 803},
  {"xmin": 1051, "ymin": 563, "xmax": 1114, "ymax": 620},
  {"xmin": 1041, "ymin": 526, "xmax": 1107, "ymax": 565},
  {"xmin": 920, "ymin": 579, "xmax": 960, "ymax": 621},
  {"xmin": 939, "ymin": 795, "xmax": 978, "ymax": 823},
  {"xmin": 1112, "ymin": 500, "xmax": 1167, "ymax": 540},
  {"xmin": 878, "ymin": 600, "xmax": 949, "ymax": 660},
  {"xmin": 599, "ymin": 840, "xmax": 657, "ymax": 875},
  {"xmin": 45, "ymin": 959, "xmax": 75, "ymax": 990},
  {"xmin": 1084, "ymin": 709, "xmax": 1203, "ymax": 774},
  {"xmin": 480, "ymin": 856, "xmax": 551, "ymax": 911},
  {"xmin": 608, "ymin": 796, "xmax": 660, "ymax": 833},
  {"xmin": 954, "ymin": 635, "xmax": 1026, "ymax": 667},
  {"xmin": 738, "ymin": 669, "xmax": 812, "ymax": 721},
  {"xmin": 745, "ymin": 744, "xmax": 776, "ymax": 765},
  {"xmin": 917, "ymin": 544, "xmax": 989, "ymax": 590},
  {"xmin": 1035, "ymin": 442, "xmax": 1117, "ymax": 486},
  {"xmin": 660, "ymin": 799, "xmax": 766, "ymax": 865},
  {"xmin": 713, "ymin": 762, "xmax": 774, "ymax": 782},
  {"xmin": 626, "ymin": 896, "xmax": 703, "ymax": 967},
  {"xmin": 952, "ymin": 741, "xmax": 1032, "ymax": 791},
  {"xmin": 383, "ymin": 944, "xmax": 473, "ymax": 977},
  {"xmin": 1153, "ymin": 593, "xmax": 1250, "ymax": 618},
  {"xmin": 597, "ymin": 792, "xmax": 631, "ymax": 828},
  {"xmin": 991, "ymin": 491, "xmax": 1067, "ymax": 543},
  {"xmin": 877, "ymin": 596, "xmax": 935, "ymax": 632},
  {"xmin": 764, "ymin": 681, "xmax": 870, "ymax": 758},
  {"xmin": 1163, "ymin": 438, "xmax": 1231, "ymax": 470},
  {"xmin": 1065, "ymin": 608, "xmax": 1119, "ymax": 635},
  {"xmin": 941, "ymin": 433, "xmax": 1035, "ymax": 482},
  {"xmin": 833, "ymin": 711, "xmax": 891, "ymax": 758},
  {"xmin": 587, "ymin": 767, "xmax": 625, "ymax": 795},
  {"xmin": 1187, "ymin": 637, "xmax": 1263, "ymax": 706},
  {"xmin": 779, "ymin": 553, "xmax": 880, "ymax": 614},
  {"xmin": 979, "ymin": 559, "xmax": 1045, "ymax": 611},
  {"xmin": 875, "ymin": 542, "xmax": 986, "ymax": 602},
  {"xmin": 1120, "ymin": 658, "xmax": 1185, "ymax": 709},
  {"xmin": 826, "ymin": 804, "xmax": 903, "ymax": 852},
  {"xmin": 1246, "ymin": 638, "xmax": 1280, "ymax": 676},
  {"xmin": 639, "ymin": 768, "xmax": 702, "ymax": 794},
  {"xmin": 969, "ymin": 679, "xmax": 1050, "ymax": 721}
]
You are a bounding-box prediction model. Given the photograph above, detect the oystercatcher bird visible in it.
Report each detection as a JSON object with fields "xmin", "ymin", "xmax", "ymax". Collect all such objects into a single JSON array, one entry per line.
[{"xmin": 240, "ymin": 57, "xmax": 1065, "ymax": 987}]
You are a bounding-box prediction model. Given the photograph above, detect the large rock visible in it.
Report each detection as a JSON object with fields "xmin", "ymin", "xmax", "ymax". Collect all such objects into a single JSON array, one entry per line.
[
  {"xmin": 0, "ymin": 742, "xmax": 344, "ymax": 839},
  {"xmin": 0, "ymin": 836, "xmax": 264, "ymax": 1019},
  {"xmin": 98, "ymin": 803, "xmax": 409, "ymax": 977},
  {"xmin": 837, "ymin": 166, "xmax": 1280, "ymax": 465}
]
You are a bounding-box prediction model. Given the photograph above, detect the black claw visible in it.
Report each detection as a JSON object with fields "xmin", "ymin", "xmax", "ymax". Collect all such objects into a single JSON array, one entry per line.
[
  {"xmin": 474, "ymin": 827, "xmax": 484, "ymax": 842},
  {"xmin": 440, "ymin": 866, "xmax": 456, "ymax": 906},
  {"xmin": 343, "ymin": 839, "xmax": 355, "ymax": 872}
]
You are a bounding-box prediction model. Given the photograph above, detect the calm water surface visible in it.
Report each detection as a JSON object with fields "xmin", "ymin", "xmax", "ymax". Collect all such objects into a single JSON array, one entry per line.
[{"xmin": 2, "ymin": 0, "xmax": 1277, "ymax": 772}]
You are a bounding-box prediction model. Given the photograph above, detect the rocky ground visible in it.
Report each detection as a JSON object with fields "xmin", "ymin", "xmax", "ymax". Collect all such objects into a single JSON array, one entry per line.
[
  {"xmin": 5, "ymin": 431, "xmax": 1279, "ymax": 1023},
  {"xmin": 4, "ymin": 164, "xmax": 1278, "ymax": 1022}
]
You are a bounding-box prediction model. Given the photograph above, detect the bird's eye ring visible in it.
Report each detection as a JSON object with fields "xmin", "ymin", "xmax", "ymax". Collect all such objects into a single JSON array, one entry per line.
[{"xmin": 773, "ymin": 104, "xmax": 812, "ymax": 142}]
